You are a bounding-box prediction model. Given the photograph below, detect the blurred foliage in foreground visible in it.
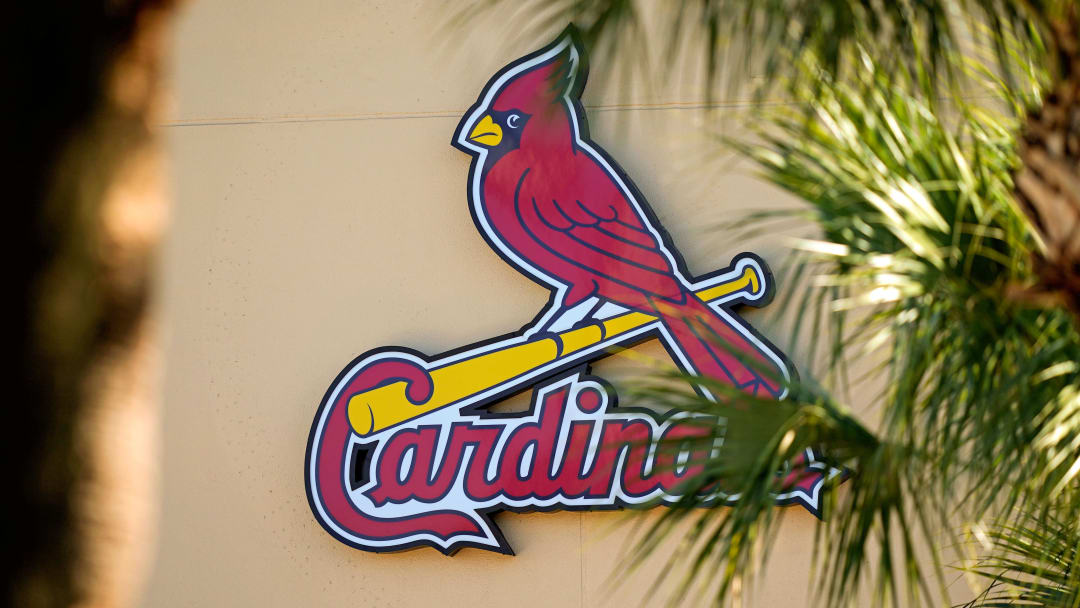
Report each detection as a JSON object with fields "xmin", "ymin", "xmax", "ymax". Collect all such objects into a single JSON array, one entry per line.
[
  {"xmin": 6, "ymin": 2, "xmax": 174, "ymax": 606},
  {"xmin": 464, "ymin": 1, "xmax": 1080, "ymax": 606}
]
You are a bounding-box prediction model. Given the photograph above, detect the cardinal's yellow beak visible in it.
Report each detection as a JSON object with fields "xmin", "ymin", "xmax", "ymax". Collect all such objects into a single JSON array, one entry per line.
[{"xmin": 468, "ymin": 115, "xmax": 502, "ymax": 147}]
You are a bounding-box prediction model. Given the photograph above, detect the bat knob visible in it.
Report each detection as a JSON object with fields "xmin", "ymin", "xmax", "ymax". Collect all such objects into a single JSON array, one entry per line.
[{"xmin": 746, "ymin": 266, "xmax": 761, "ymax": 296}]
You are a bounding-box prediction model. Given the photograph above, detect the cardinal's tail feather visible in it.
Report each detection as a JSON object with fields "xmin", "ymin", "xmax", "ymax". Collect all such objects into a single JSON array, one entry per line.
[{"xmin": 653, "ymin": 296, "xmax": 785, "ymax": 399}]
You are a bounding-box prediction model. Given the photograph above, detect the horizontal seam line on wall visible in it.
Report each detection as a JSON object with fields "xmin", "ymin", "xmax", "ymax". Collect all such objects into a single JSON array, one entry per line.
[{"xmin": 160, "ymin": 99, "xmax": 795, "ymax": 128}]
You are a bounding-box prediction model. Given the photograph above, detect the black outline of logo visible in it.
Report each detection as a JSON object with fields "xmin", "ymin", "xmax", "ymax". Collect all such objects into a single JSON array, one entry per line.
[{"xmin": 305, "ymin": 25, "xmax": 842, "ymax": 555}]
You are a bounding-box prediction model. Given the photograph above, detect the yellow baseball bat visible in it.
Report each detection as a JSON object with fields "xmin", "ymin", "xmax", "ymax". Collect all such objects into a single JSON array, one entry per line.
[{"xmin": 348, "ymin": 263, "xmax": 763, "ymax": 437}]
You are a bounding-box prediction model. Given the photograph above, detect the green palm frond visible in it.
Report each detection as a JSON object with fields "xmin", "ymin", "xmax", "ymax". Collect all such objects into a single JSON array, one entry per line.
[
  {"xmin": 961, "ymin": 505, "xmax": 1080, "ymax": 608},
  {"xmin": 620, "ymin": 378, "xmax": 883, "ymax": 606},
  {"xmin": 461, "ymin": 0, "xmax": 1056, "ymax": 101},
  {"xmin": 611, "ymin": 49, "xmax": 1080, "ymax": 607},
  {"xmin": 741, "ymin": 51, "xmax": 1080, "ymax": 513}
]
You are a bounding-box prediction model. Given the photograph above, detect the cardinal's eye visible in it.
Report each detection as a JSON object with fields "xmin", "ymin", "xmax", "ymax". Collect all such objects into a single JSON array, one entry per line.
[{"xmin": 506, "ymin": 113, "xmax": 523, "ymax": 129}]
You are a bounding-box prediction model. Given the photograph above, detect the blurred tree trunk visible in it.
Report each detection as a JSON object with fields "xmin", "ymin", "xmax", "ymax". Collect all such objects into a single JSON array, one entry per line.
[
  {"xmin": 2, "ymin": 1, "xmax": 177, "ymax": 606},
  {"xmin": 1015, "ymin": 5, "xmax": 1080, "ymax": 317}
]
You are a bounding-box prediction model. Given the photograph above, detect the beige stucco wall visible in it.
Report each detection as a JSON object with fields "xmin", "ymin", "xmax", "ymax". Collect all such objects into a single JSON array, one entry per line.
[{"xmin": 143, "ymin": 2, "xmax": 899, "ymax": 606}]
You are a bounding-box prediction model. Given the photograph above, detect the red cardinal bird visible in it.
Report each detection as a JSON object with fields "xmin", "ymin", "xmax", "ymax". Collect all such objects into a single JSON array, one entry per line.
[{"xmin": 453, "ymin": 27, "xmax": 788, "ymax": 398}]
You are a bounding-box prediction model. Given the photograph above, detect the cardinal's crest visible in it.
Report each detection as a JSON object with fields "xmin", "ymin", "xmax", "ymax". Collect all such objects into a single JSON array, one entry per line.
[{"xmin": 306, "ymin": 26, "xmax": 842, "ymax": 555}]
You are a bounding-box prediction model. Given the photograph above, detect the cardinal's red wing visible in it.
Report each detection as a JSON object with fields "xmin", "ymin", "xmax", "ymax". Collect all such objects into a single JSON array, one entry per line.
[{"xmin": 517, "ymin": 166, "xmax": 685, "ymax": 302}]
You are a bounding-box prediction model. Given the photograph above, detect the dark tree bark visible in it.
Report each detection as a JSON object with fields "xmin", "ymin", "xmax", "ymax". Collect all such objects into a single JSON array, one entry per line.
[
  {"xmin": 1015, "ymin": 4, "xmax": 1080, "ymax": 318},
  {"xmin": 2, "ymin": 2, "xmax": 177, "ymax": 606}
]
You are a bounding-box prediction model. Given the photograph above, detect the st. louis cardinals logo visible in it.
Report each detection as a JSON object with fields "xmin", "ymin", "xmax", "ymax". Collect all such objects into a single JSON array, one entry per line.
[{"xmin": 306, "ymin": 26, "xmax": 840, "ymax": 555}]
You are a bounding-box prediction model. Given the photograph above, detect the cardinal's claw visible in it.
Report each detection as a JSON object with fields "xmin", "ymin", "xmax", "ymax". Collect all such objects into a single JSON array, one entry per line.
[{"xmin": 540, "ymin": 296, "xmax": 602, "ymax": 334}]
